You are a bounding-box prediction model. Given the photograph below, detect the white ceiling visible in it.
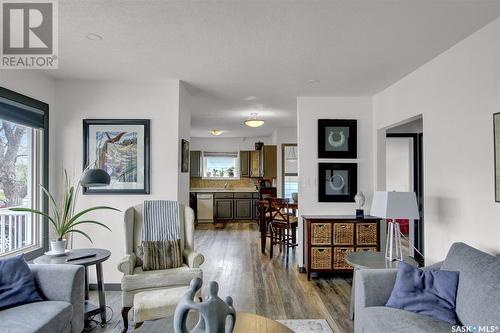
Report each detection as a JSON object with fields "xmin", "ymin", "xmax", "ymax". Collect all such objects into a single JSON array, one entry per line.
[{"xmin": 50, "ymin": 0, "xmax": 500, "ymax": 137}]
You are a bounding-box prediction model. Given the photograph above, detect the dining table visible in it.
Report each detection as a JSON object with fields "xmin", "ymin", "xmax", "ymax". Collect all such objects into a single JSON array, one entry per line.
[{"xmin": 257, "ymin": 199, "xmax": 298, "ymax": 254}]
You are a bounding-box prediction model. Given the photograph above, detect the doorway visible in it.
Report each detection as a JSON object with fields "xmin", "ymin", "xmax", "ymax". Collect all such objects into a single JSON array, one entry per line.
[{"xmin": 385, "ymin": 118, "xmax": 424, "ymax": 264}]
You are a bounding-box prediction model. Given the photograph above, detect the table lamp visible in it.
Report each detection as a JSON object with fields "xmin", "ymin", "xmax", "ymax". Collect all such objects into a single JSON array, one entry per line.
[{"xmin": 370, "ymin": 191, "xmax": 420, "ymax": 261}]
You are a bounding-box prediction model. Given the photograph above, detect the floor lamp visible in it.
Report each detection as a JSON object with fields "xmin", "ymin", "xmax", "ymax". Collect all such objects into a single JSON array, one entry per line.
[{"xmin": 370, "ymin": 191, "xmax": 420, "ymax": 261}]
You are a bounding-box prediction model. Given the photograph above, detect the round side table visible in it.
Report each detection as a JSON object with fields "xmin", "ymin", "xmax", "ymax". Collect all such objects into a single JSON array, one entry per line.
[
  {"xmin": 345, "ymin": 252, "xmax": 418, "ymax": 320},
  {"xmin": 34, "ymin": 248, "xmax": 111, "ymax": 323},
  {"xmin": 135, "ymin": 312, "xmax": 294, "ymax": 333}
]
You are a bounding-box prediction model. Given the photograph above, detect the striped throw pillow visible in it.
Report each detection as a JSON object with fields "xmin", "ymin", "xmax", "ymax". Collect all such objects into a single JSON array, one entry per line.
[{"xmin": 140, "ymin": 239, "xmax": 182, "ymax": 271}]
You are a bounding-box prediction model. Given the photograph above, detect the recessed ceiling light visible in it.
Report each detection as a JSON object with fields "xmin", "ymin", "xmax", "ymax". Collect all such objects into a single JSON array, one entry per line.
[
  {"xmin": 210, "ymin": 130, "xmax": 223, "ymax": 136},
  {"xmin": 244, "ymin": 113, "xmax": 265, "ymax": 128},
  {"xmin": 308, "ymin": 79, "xmax": 320, "ymax": 84},
  {"xmin": 86, "ymin": 33, "xmax": 103, "ymax": 41}
]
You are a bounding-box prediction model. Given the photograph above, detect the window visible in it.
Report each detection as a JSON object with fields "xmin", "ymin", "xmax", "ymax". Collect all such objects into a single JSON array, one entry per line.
[
  {"xmin": 0, "ymin": 87, "xmax": 48, "ymax": 259},
  {"xmin": 203, "ymin": 152, "xmax": 239, "ymax": 179},
  {"xmin": 282, "ymin": 144, "xmax": 298, "ymax": 200}
]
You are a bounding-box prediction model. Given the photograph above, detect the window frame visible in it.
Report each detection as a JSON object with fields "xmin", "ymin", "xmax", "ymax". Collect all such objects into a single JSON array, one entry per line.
[
  {"xmin": 202, "ymin": 151, "xmax": 240, "ymax": 180},
  {"xmin": 282, "ymin": 143, "xmax": 298, "ymax": 199},
  {"xmin": 0, "ymin": 87, "xmax": 49, "ymax": 260}
]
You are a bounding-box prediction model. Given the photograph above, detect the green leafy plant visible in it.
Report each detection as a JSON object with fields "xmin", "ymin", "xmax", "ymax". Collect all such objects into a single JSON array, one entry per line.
[{"xmin": 10, "ymin": 171, "xmax": 120, "ymax": 242}]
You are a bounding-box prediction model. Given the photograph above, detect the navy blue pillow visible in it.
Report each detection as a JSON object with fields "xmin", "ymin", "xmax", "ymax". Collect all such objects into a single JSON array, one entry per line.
[
  {"xmin": 0, "ymin": 255, "xmax": 42, "ymax": 310},
  {"xmin": 386, "ymin": 261, "xmax": 459, "ymax": 324}
]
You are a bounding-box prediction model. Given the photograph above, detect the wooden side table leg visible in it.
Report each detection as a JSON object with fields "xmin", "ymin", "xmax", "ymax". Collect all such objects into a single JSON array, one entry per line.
[{"xmin": 96, "ymin": 263, "xmax": 107, "ymax": 323}]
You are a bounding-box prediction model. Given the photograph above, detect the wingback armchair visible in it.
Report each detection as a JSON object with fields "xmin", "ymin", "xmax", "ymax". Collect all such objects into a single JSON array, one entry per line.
[{"xmin": 117, "ymin": 203, "xmax": 204, "ymax": 331}]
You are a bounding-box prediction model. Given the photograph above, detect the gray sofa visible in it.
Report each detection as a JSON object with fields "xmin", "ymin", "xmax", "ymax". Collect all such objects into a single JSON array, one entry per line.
[
  {"xmin": 355, "ymin": 242, "xmax": 500, "ymax": 333},
  {"xmin": 0, "ymin": 264, "xmax": 85, "ymax": 333}
]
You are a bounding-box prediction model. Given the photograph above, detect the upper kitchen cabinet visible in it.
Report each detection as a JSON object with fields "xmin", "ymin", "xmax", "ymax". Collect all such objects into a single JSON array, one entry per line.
[
  {"xmin": 190, "ymin": 150, "xmax": 202, "ymax": 177},
  {"xmin": 240, "ymin": 150, "xmax": 250, "ymax": 177},
  {"xmin": 263, "ymin": 145, "xmax": 277, "ymax": 178},
  {"xmin": 248, "ymin": 145, "xmax": 277, "ymax": 178},
  {"xmin": 250, "ymin": 150, "xmax": 261, "ymax": 178}
]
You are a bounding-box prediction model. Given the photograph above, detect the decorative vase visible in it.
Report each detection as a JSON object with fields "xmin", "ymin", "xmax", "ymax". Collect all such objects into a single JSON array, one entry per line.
[{"xmin": 50, "ymin": 239, "xmax": 67, "ymax": 254}]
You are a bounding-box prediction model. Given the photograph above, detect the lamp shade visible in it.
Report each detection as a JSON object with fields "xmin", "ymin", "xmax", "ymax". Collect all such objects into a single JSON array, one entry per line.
[
  {"xmin": 370, "ymin": 191, "xmax": 420, "ymax": 219},
  {"xmin": 80, "ymin": 168, "xmax": 110, "ymax": 187}
]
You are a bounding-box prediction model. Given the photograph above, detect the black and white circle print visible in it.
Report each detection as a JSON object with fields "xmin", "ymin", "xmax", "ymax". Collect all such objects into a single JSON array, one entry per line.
[
  {"xmin": 325, "ymin": 169, "xmax": 349, "ymax": 195},
  {"xmin": 325, "ymin": 126, "xmax": 349, "ymax": 151}
]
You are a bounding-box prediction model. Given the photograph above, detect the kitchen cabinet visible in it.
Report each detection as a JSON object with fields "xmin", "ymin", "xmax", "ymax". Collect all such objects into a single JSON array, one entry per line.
[
  {"xmin": 234, "ymin": 199, "xmax": 253, "ymax": 219},
  {"xmin": 240, "ymin": 151, "xmax": 250, "ymax": 177},
  {"xmin": 250, "ymin": 150, "xmax": 262, "ymax": 177},
  {"xmin": 263, "ymin": 145, "xmax": 277, "ymax": 178},
  {"xmin": 215, "ymin": 199, "xmax": 233, "ymax": 220},
  {"xmin": 253, "ymin": 199, "xmax": 260, "ymax": 219},
  {"xmin": 249, "ymin": 145, "xmax": 277, "ymax": 178},
  {"xmin": 190, "ymin": 151, "xmax": 202, "ymax": 177}
]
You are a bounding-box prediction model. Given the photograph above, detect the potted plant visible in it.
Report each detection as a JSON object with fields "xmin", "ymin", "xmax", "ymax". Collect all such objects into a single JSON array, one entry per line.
[{"xmin": 10, "ymin": 171, "xmax": 120, "ymax": 254}]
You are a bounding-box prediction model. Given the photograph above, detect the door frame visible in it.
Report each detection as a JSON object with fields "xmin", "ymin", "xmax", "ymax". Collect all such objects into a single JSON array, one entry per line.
[{"xmin": 386, "ymin": 133, "xmax": 424, "ymax": 264}]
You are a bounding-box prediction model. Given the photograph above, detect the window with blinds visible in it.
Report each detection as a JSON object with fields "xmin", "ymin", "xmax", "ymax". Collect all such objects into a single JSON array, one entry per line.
[
  {"xmin": 0, "ymin": 88, "xmax": 48, "ymax": 259},
  {"xmin": 202, "ymin": 152, "xmax": 240, "ymax": 179}
]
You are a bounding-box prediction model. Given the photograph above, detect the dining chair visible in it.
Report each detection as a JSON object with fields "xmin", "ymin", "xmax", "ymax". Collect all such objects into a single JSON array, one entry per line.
[{"xmin": 267, "ymin": 198, "xmax": 298, "ymax": 260}]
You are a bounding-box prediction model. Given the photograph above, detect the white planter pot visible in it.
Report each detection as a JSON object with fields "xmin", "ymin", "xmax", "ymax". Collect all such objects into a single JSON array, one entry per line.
[{"xmin": 50, "ymin": 239, "xmax": 67, "ymax": 254}]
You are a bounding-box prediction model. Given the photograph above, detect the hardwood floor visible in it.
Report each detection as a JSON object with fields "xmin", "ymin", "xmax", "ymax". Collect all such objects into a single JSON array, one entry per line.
[{"xmin": 88, "ymin": 222, "xmax": 353, "ymax": 333}]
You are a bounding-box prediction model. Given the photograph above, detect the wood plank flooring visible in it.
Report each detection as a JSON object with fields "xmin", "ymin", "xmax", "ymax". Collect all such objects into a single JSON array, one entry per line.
[{"xmin": 88, "ymin": 222, "xmax": 353, "ymax": 333}]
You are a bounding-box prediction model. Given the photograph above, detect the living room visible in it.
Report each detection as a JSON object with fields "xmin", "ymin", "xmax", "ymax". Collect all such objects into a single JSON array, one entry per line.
[{"xmin": 0, "ymin": 1, "xmax": 499, "ymax": 333}]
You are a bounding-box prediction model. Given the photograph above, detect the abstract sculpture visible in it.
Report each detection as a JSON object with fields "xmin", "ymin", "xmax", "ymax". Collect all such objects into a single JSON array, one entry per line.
[{"xmin": 174, "ymin": 278, "xmax": 236, "ymax": 333}]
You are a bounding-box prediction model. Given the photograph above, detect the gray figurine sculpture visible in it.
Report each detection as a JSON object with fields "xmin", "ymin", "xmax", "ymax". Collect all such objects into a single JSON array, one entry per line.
[{"xmin": 174, "ymin": 278, "xmax": 236, "ymax": 333}]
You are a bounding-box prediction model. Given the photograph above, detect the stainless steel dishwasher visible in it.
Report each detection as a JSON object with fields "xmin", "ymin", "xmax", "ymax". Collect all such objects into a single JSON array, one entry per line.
[{"xmin": 196, "ymin": 193, "xmax": 214, "ymax": 223}]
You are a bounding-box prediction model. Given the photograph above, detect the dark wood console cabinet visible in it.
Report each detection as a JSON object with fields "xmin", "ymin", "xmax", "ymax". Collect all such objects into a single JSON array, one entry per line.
[{"xmin": 303, "ymin": 215, "xmax": 381, "ymax": 280}]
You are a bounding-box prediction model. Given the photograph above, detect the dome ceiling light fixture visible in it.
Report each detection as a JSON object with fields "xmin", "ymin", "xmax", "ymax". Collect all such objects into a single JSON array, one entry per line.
[
  {"xmin": 244, "ymin": 113, "xmax": 265, "ymax": 128},
  {"xmin": 210, "ymin": 129, "xmax": 223, "ymax": 136}
]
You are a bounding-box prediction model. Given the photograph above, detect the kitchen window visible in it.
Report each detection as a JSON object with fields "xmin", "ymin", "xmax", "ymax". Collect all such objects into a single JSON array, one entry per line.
[
  {"xmin": 0, "ymin": 87, "xmax": 49, "ymax": 259},
  {"xmin": 203, "ymin": 152, "xmax": 239, "ymax": 179}
]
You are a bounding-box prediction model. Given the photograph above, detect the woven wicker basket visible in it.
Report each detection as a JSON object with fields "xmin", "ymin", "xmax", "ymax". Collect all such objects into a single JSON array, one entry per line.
[
  {"xmin": 311, "ymin": 247, "xmax": 332, "ymax": 269},
  {"xmin": 311, "ymin": 223, "xmax": 332, "ymax": 245},
  {"xmin": 333, "ymin": 223, "xmax": 354, "ymax": 245},
  {"xmin": 356, "ymin": 223, "xmax": 377, "ymax": 245},
  {"xmin": 356, "ymin": 247, "xmax": 377, "ymax": 253},
  {"xmin": 333, "ymin": 247, "xmax": 354, "ymax": 269}
]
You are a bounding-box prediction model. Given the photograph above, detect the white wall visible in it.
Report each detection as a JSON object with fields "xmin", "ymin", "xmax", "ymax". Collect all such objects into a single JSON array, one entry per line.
[
  {"xmin": 386, "ymin": 137, "xmax": 413, "ymax": 192},
  {"xmin": 178, "ymin": 82, "xmax": 191, "ymax": 205},
  {"xmin": 190, "ymin": 136, "xmax": 272, "ymax": 152},
  {"xmin": 54, "ymin": 79, "xmax": 182, "ymax": 283},
  {"xmin": 272, "ymin": 127, "xmax": 298, "ymax": 197},
  {"xmin": 374, "ymin": 18, "xmax": 500, "ymax": 262},
  {"xmin": 297, "ymin": 97, "xmax": 373, "ymax": 266}
]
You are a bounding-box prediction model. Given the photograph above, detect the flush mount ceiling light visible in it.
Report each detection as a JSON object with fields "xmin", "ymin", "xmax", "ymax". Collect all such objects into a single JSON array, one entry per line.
[
  {"xmin": 244, "ymin": 113, "xmax": 265, "ymax": 128},
  {"xmin": 86, "ymin": 33, "xmax": 103, "ymax": 41},
  {"xmin": 210, "ymin": 130, "xmax": 223, "ymax": 136}
]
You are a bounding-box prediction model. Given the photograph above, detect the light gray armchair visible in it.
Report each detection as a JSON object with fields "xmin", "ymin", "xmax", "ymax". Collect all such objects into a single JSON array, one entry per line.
[
  {"xmin": 0, "ymin": 264, "xmax": 84, "ymax": 333},
  {"xmin": 117, "ymin": 203, "xmax": 204, "ymax": 332},
  {"xmin": 354, "ymin": 243, "xmax": 500, "ymax": 333}
]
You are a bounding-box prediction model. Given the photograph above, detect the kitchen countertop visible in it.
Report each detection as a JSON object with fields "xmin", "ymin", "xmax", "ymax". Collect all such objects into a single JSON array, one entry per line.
[{"xmin": 190, "ymin": 188, "xmax": 258, "ymax": 193}]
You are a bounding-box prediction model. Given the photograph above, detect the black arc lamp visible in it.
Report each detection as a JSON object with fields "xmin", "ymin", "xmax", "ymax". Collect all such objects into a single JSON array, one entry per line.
[{"xmin": 80, "ymin": 168, "xmax": 110, "ymax": 187}]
